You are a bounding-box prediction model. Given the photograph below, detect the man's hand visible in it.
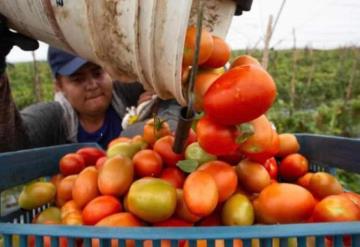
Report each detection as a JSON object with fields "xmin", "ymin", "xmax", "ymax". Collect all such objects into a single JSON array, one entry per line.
[{"xmin": 0, "ymin": 15, "xmax": 39, "ymax": 74}]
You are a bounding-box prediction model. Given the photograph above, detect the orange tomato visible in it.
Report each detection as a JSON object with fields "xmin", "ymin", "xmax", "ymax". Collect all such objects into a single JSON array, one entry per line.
[
  {"xmin": 253, "ymin": 183, "xmax": 316, "ymax": 224},
  {"xmin": 132, "ymin": 149, "xmax": 163, "ymax": 178},
  {"xmin": 82, "ymin": 195, "xmax": 122, "ymax": 225},
  {"xmin": 56, "ymin": 174, "xmax": 77, "ymax": 207},
  {"xmin": 72, "ymin": 167, "xmax": 99, "ymax": 209},
  {"xmin": 279, "ymin": 153, "xmax": 309, "ymax": 182},
  {"xmin": 230, "ymin": 54, "xmax": 261, "ymax": 69},
  {"xmin": 277, "ymin": 133, "xmax": 300, "ymax": 157},
  {"xmin": 198, "ymin": 160, "xmax": 238, "ymax": 202},
  {"xmin": 175, "ymin": 189, "xmax": 202, "ymax": 223},
  {"xmin": 98, "ymin": 155, "xmax": 134, "ymax": 196},
  {"xmin": 236, "ymin": 159, "xmax": 271, "ymax": 194},
  {"xmin": 143, "ymin": 118, "xmax": 172, "ymax": 146},
  {"xmin": 193, "ymin": 71, "xmax": 221, "ymax": 112},
  {"xmin": 307, "ymin": 172, "xmax": 343, "ymax": 199},
  {"xmin": 296, "ymin": 172, "xmax": 314, "ymax": 189},
  {"xmin": 312, "ymin": 194, "xmax": 360, "ymax": 222},
  {"xmin": 200, "ymin": 35, "xmax": 231, "ymax": 68},
  {"xmin": 182, "ymin": 26, "xmax": 214, "ymax": 66},
  {"xmin": 183, "ymin": 170, "xmax": 219, "ymax": 217}
]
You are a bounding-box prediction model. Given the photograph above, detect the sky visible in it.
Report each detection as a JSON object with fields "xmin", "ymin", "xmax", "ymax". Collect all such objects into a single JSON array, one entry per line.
[{"xmin": 6, "ymin": 0, "xmax": 360, "ymax": 63}]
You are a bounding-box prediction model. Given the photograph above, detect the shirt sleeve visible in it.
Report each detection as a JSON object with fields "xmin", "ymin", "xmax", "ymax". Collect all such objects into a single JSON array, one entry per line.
[{"xmin": 0, "ymin": 74, "xmax": 30, "ymax": 152}]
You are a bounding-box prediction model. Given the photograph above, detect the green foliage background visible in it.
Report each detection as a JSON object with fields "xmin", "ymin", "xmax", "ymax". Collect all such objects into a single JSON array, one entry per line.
[{"xmin": 6, "ymin": 48, "xmax": 360, "ymax": 192}]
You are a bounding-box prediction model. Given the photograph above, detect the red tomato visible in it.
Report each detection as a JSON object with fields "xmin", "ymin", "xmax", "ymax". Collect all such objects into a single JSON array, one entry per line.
[
  {"xmin": 153, "ymin": 135, "xmax": 184, "ymax": 167},
  {"xmin": 185, "ymin": 128, "xmax": 197, "ymax": 146},
  {"xmin": 82, "ymin": 195, "xmax": 122, "ymax": 225},
  {"xmin": 59, "ymin": 153, "xmax": 85, "ymax": 176},
  {"xmin": 279, "ymin": 153, "xmax": 309, "ymax": 182},
  {"xmin": 132, "ymin": 149, "xmax": 163, "ymax": 177},
  {"xmin": 95, "ymin": 156, "xmax": 107, "ymax": 170},
  {"xmin": 196, "ymin": 115, "xmax": 240, "ymax": 156},
  {"xmin": 263, "ymin": 157, "xmax": 278, "ymax": 180},
  {"xmin": 204, "ymin": 65, "xmax": 277, "ymax": 125},
  {"xmin": 76, "ymin": 147, "xmax": 106, "ymax": 166},
  {"xmin": 312, "ymin": 194, "xmax": 360, "ymax": 222},
  {"xmin": 160, "ymin": 167, "xmax": 186, "ymax": 189}
]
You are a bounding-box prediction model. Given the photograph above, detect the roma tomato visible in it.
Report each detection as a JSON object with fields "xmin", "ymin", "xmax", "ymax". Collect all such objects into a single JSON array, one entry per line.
[
  {"xmin": 312, "ymin": 194, "xmax": 360, "ymax": 222},
  {"xmin": 204, "ymin": 65, "xmax": 277, "ymax": 125},
  {"xmin": 193, "ymin": 71, "xmax": 221, "ymax": 112},
  {"xmin": 230, "ymin": 54, "xmax": 261, "ymax": 69},
  {"xmin": 307, "ymin": 172, "xmax": 343, "ymax": 199},
  {"xmin": 279, "ymin": 153, "xmax": 309, "ymax": 182},
  {"xmin": 76, "ymin": 147, "xmax": 105, "ymax": 167},
  {"xmin": 182, "ymin": 26, "xmax": 214, "ymax": 66},
  {"xmin": 262, "ymin": 157, "xmax": 278, "ymax": 180},
  {"xmin": 254, "ymin": 183, "xmax": 316, "ymax": 224},
  {"xmin": 82, "ymin": 195, "xmax": 122, "ymax": 225},
  {"xmin": 59, "ymin": 153, "xmax": 85, "ymax": 176},
  {"xmin": 153, "ymin": 135, "xmax": 184, "ymax": 167},
  {"xmin": 200, "ymin": 35, "xmax": 231, "ymax": 69},
  {"xmin": 196, "ymin": 115, "xmax": 240, "ymax": 156},
  {"xmin": 132, "ymin": 149, "xmax": 163, "ymax": 177}
]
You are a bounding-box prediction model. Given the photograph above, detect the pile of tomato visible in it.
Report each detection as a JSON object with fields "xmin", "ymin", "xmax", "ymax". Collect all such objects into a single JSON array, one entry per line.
[{"xmin": 16, "ymin": 26, "xmax": 360, "ymax": 247}]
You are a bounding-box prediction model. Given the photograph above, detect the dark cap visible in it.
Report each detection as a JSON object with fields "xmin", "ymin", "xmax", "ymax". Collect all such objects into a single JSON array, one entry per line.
[{"xmin": 47, "ymin": 46, "xmax": 88, "ymax": 77}]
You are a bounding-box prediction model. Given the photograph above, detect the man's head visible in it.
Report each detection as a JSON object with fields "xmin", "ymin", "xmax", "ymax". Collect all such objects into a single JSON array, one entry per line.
[{"xmin": 47, "ymin": 47, "xmax": 113, "ymax": 117}]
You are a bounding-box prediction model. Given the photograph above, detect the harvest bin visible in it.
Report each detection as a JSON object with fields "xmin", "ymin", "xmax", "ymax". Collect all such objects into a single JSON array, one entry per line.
[{"xmin": 0, "ymin": 134, "xmax": 359, "ymax": 247}]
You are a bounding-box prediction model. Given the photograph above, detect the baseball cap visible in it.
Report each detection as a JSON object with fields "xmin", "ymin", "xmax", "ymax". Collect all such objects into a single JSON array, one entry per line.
[{"xmin": 47, "ymin": 46, "xmax": 88, "ymax": 77}]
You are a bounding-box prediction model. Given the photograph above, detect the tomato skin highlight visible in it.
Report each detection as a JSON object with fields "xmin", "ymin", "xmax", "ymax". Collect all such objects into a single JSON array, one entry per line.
[{"xmin": 204, "ymin": 65, "xmax": 277, "ymax": 125}]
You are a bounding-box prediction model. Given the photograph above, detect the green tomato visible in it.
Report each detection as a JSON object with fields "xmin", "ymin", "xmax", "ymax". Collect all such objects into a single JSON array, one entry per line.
[
  {"xmin": 185, "ymin": 142, "xmax": 216, "ymax": 165},
  {"xmin": 127, "ymin": 178, "xmax": 177, "ymax": 223},
  {"xmin": 18, "ymin": 182, "xmax": 56, "ymax": 210},
  {"xmin": 221, "ymin": 193, "xmax": 254, "ymax": 226}
]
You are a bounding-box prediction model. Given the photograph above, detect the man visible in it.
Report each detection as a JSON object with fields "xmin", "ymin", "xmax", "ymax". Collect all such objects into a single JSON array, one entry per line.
[{"xmin": 0, "ymin": 18, "xmax": 164, "ymax": 152}]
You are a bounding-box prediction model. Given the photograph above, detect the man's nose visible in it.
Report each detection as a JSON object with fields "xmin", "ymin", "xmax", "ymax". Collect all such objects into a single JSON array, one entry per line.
[{"xmin": 85, "ymin": 76, "xmax": 99, "ymax": 90}]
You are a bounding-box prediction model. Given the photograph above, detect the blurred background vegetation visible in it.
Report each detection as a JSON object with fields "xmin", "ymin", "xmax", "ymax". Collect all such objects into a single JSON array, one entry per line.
[{"xmin": 6, "ymin": 47, "xmax": 360, "ymax": 192}]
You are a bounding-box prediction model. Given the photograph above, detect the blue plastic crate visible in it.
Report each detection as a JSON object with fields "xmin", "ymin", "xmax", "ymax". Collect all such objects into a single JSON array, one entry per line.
[{"xmin": 0, "ymin": 135, "xmax": 359, "ymax": 247}]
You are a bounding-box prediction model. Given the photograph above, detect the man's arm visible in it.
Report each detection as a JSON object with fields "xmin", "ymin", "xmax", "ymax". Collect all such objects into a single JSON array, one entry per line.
[{"xmin": 0, "ymin": 75, "xmax": 30, "ymax": 152}]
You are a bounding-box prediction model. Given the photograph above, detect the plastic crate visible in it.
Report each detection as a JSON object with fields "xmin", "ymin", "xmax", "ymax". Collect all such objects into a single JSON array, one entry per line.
[{"xmin": 0, "ymin": 135, "xmax": 359, "ymax": 247}]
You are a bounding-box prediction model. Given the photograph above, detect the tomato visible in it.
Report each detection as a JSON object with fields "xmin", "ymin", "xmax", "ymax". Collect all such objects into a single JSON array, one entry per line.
[
  {"xmin": 153, "ymin": 135, "xmax": 184, "ymax": 167},
  {"xmin": 107, "ymin": 136, "xmax": 131, "ymax": 148},
  {"xmin": 262, "ymin": 157, "xmax": 278, "ymax": 180},
  {"xmin": 182, "ymin": 26, "xmax": 214, "ymax": 66},
  {"xmin": 160, "ymin": 167, "xmax": 186, "ymax": 189},
  {"xmin": 82, "ymin": 195, "xmax": 122, "ymax": 225},
  {"xmin": 76, "ymin": 147, "xmax": 105, "ymax": 166},
  {"xmin": 312, "ymin": 194, "xmax": 360, "ymax": 222},
  {"xmin": 59, "ymin": 153, "xmax": 85, "ymax": 176},
  {"xmin": 296, "ymin": 172, "xmax": 314, "ymax": 189},
  {"xmin": 95, "ymin": 156, "xmax": 107, "ymax": 170},
  {"xmin": 198, "ymin": 160, "xmax": 238, "ymax": 202},
  {"xmin": 200, "ymin": 35, "xmax": 231, "ymax": 68},
  {"xmin": 153, "ymin": 217, "xmax": 193, "ymax": 227},
  {"xmin": 230, "ymin": 55, "xmax": 261, "ymax": 69},
  {"xmin": 246, "ymin": 129, "xmax": 280, "ymax": 163},
  {"xmin": 175, "ymin": 189, "xmax": 202, "ymax": 223},
  {"xmin": 185, "ymin": 127, "xmax": 197, "ymax": 146},
  {"xmin": 185, "ymin": 142, "xmax": 217, "ymax": 166},
  {"xmin": 143, "ymin": 118, "xmax": 171, "ymax": 146},
  {"xmin": 204, "ymin": 65, "xmax": 277, "ymax": 125},
  {"xmin": 56, "ymin": 174, "xmax": 77, "ymax": 206},
  {"xmin": 307, "ymin": 172, "xmax": 344, "ymax": 199},
  {"xmin": 221, "ymin": 193, "xmax": 254, "ymax": 226},
  {"xmin": 132, "ymin": 149, "xmax": 163, "ymax": 177},
  {"xmin": 254, "ymin": 183, "xmax": 316, "ymax": 224},
  {"xmin": 72, "ymin": 167, "xmax": 99, "ymax": 209},
  {"xmin": 193, "ymin": 71, "xmax": 221, "ymax": 112},
  {"xmin": 127, "ymin": 177, "xmax": 177, "ymax": 223},
  {"xmin": 18, "ymin": 182, "xmax": 56, "ymax": 210},
  {"xmin": 236, "ymin": 159, "xmax": 271, "ymax": 193},
  {"xmin": 34, "ymin": 207, "xmax": 62, "ymax": 224},
  {"xmin": 196, "ymin": 115, "xmax": 240, "ymax": 156},
  {"xmin": 277, "ymin": 133, "xmax": 300, "ymax": 157},
  {"xmin": 239, "ymin": 115, "xmax": 276, "ymax": 162},
  {"xmin": 341, "ymin": 192, "xmax": 360, "ymax": 209},
  {"xmin": 279, "ymin": 153, "xmax": 309, "ymax": 182}
]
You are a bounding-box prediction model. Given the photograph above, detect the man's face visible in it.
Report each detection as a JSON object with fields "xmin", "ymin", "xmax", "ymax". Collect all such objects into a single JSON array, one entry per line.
[{"xmin": 56, "ymin": 63, "xmax": 113, "ymax": 117}]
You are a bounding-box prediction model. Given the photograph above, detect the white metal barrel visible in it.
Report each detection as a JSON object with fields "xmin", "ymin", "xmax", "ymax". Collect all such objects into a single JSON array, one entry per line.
[{"xmin": 0, "ymin": 0, "xmax": 236, "ymax": 105}]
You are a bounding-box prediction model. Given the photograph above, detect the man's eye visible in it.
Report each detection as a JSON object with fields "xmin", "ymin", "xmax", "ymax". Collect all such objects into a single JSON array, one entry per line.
[{"xmin": 92, "ymin": 69, "xmax": 104, "ymax": 78}]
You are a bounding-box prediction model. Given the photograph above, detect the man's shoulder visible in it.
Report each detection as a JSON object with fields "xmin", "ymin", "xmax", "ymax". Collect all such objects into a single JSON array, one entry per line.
[{"xmin": 21, "ymin": 101, "xmax": 63, "ymax": 117}]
